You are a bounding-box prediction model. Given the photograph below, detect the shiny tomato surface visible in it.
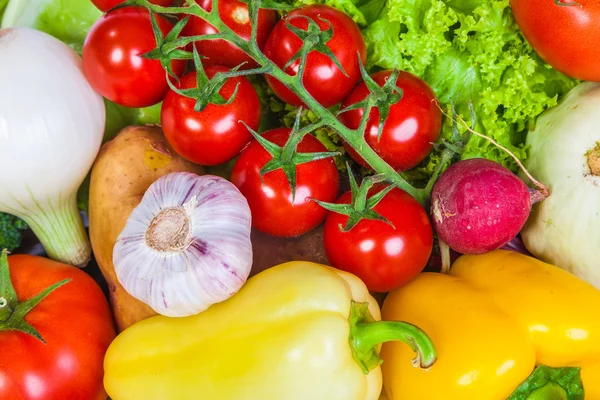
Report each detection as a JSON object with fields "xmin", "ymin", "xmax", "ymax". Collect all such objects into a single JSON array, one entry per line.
[
  {"xmin": 263, "ymin": 5, "xmax": 366, "ymax": 107},
  {"xmin": 323, "ymin": 185, "xmax": 433, "ymax": 292},
  {"xmin": 161, "ymin": 66, "xmax": 261, "ymax": 166},
  {"xmin": 181, "ymin": 0, "xmax": 277, "ymax": 69},
  {"xmin": 339, "ymin": 70, "xmax": 442, "ymax": 172},
  {"xmin": 231, "ymin": 128, "xmax": 340, "ymax": 237},
  {"xmin": 82, "ymin": 7, "xmax": 186, "ymax": 108},
  {"xmin": 510, "ymin": 0, "xmax": 600, "ymax": 80},
  {"xmin": 0, "ymin": 255, "xmax": 115, "ymax": 400}
]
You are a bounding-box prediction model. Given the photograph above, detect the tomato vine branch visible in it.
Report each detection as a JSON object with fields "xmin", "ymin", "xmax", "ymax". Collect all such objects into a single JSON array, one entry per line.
[{"xmin": 124, "ymin": 0, "xmax": 443, "ymax": 205}]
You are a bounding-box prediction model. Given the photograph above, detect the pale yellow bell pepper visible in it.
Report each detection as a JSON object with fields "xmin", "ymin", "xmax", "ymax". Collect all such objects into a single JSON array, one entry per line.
[{"xmin": 103, "ymin": 261, "xmax": 436, "ymax": 400}]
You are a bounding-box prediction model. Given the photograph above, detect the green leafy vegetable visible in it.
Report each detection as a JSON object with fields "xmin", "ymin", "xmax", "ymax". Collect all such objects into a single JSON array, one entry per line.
[
  {"xmin": 0, "ymin": 213, "xmax": 28, "ymax": 252},
  {"xmin": 1, "ymin": 0, "xmax": 101, "ymax": 53},
  {"xmin": 360, "ymin": 0, "xmax": 578, "ymax": 177}
]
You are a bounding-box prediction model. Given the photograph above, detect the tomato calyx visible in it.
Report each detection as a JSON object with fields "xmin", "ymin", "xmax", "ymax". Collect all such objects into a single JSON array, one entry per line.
[
  {"xmin": 245, "ymin": 109, "xmax": 340, "ymax": 200},
  {"xmin": 0, "ymin": 250, "xmax": 70, "ymax": 343},
  {"xmin": 142, "ymin": 14, "xmax": 193, "ymax": 79},
  {"xmin": 169, "ymin": 47, "xmax": 248, "ymax": 111},
  {"xmin": 283, "ymin": 15, "xmax": 347, "ymax": 77},
  {"xmin": 338, "ymin": 64, "xmax": 404, "ymax": 141},
  {"xmin": 312, "ymin": 166, "xmax": 395, "ymax": 231}
]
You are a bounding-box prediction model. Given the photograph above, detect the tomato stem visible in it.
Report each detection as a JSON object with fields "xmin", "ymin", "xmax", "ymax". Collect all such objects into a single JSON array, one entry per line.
[
  {"xmin": 0, "ymin": 250, "xmax": 71, "ymax": 342},
  {"xmin": 133, "ymin": 0, "xmax": 429, "ymax": 205}
]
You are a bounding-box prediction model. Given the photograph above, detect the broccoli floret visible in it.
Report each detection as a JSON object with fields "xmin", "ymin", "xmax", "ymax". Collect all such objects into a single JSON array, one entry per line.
[{"xmin": 0, "ymin": 213, "xmax": 28, "ymax": 252}]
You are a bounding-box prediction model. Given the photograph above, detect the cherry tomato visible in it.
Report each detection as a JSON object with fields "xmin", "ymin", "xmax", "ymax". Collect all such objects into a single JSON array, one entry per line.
[
  {"xmin": 339, "ymin": 70, "xmax": 442, "ymax": 172},
  {"xmin": 263, "ymin": 5, "xmax": 366, "ymax": 108},
  {"xmin": 0, "ymin": 255, "xmax": 116, "ymax": 400},
  {"xmin": 230, "ymin": 128, "xmax": 340, "ymax": 237},
  {"xmin": 91, "ymin": 0, "xmax": 174, "ymax": 13},
  {"xmin": 161, "ymin": 66, "xmax": 261, "ymax": 166},
  {"xmin": 510, "ymin": 0, "xmax": 600, "ymax": 81},
  {"xmin": 82, "ymin": 7, "xmax": 186, "ymax": 108},
  {"xmin": 323, "ymin": 185, "xmax": 433, "ymax": 292},
  {"xmin": 181, "ymin": 0, "xmax": 277, "ymax": 69}
]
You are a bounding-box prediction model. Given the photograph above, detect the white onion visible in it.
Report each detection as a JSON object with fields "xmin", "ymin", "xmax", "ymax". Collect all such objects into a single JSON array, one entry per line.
[
  {"xmin": 0, "ymin": 27, "xmax": 105, "ymax": 266},
  {"xmin": 113, "ymin": 172, "xmax": 253, "ymax": 317}
]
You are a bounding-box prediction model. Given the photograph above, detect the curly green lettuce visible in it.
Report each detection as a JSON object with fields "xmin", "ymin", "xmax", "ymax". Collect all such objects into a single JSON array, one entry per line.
[
  {"xmin": 367, "ymin": 0, "xmax": 578, "ymax": 176},
  {"xmin": 287, "ymin": 0, "xmax": 578, "ymax": 178}
]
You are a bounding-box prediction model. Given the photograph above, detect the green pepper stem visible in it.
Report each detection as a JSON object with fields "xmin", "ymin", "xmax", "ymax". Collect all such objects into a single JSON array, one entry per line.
[
  {"xmin": 354, "ymin": 321, "xmax": 437, "ymax": 369},
  {"xmin": 525, "ymin": 382, "xmax": 568, "ymax": 400},
  {"xmin": 348, "ymin": 301, "xmax": 437, "ymax": 374}
]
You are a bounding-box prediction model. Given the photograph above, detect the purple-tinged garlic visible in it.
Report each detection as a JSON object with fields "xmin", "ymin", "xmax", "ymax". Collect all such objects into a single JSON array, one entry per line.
[{"xmin": 113, "ymin": 172, "xmax": 253, "ymax": 317}]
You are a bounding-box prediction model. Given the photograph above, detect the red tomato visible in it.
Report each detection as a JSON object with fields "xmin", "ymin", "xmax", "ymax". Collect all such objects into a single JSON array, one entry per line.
[
  {"xmin": 82, "ymin": 7, "xmax": 186, "ymax": 108},
  {"xmin": 161, "ymin": 66, "xmax": 261, "ymax": 166},
  {"xmin": 339, "ymin": 70, "xmax": 442, "ymax": 172},
  {"xmin": 91, "ymin": 0, "xmax": 174, "ymax": 13},
  {"xmin": 263, "ymin": 5, "xmax": 367, "ymax": 108},
  {"xmin": 230, "ymin": 128, "xmax": 340, "ymax": 237},
  {"xmin": 510, "ymin": 0, "xmax": 600, "ymax": 81},
  {"xmin": 181, "ymin": 0, "xmax": 277, "ymax": 69},
  {"xmin": 323, "ymin": 185, "xmax": 433, "ymax": 292},
  {"xmin": 0, "ymin": 255, "xmax": 116, "ymax": 400}
]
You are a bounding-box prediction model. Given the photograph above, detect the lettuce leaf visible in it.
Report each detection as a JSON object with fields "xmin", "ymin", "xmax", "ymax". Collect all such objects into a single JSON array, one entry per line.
[{"xmin": 361, "ymin": 0, "xmax": 578, "ymax": 177}]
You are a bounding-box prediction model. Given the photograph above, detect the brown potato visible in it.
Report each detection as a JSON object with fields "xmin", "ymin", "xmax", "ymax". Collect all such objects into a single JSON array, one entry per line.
[{"xmin": 89, "ymin": 126, "xmax": 204, "ymax": 332}]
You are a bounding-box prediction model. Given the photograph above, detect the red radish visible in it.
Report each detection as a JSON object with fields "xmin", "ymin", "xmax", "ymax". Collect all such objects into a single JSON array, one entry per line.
[{"xmin": 431, "ymin": 158, "xmax": 546, "ymax": 254}]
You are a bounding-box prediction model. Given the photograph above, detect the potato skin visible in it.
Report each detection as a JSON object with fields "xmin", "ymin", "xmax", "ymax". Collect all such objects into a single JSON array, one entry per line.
[{"xmin": 89, "ymin": 126, "xmax": 204, "ymax": 332}]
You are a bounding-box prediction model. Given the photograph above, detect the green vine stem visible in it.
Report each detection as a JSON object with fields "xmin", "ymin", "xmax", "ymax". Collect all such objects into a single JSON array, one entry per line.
[{"xmin": 123, "ymin": 0, "xmax": 455, "ymax": 205}]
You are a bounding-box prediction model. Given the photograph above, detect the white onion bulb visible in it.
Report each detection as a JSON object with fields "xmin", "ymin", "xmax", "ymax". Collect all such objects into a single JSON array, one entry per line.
[{"xmin": 113, "ymin": 172, "xmax": 253, "ymax": 317}]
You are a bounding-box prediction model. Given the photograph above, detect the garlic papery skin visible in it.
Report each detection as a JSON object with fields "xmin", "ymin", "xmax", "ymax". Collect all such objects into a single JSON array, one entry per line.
[
  {"xmin": 113, "ymin": 172, "xmax": 253, "ymax": 317},
  {"xmin": 0, "ymin": 27, "xmax": 105, "ymax": 267}
]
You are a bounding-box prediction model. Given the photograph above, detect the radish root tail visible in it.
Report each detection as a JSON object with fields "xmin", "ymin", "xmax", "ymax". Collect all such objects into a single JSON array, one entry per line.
[{"xmin": 434, "ymin": 101, "xmax": 551, "ymax": 200}]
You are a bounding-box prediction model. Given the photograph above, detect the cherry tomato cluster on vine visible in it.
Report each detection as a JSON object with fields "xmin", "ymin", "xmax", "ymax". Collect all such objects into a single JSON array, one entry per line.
[{"xmin": 81, "ymin": 0, "xmax": 443, "ymax": 293}]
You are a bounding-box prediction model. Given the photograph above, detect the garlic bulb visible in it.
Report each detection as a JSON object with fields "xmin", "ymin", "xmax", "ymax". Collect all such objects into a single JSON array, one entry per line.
[{"xmin": 113, "ymin": 172, "xmax": 253, "ymax": 317}]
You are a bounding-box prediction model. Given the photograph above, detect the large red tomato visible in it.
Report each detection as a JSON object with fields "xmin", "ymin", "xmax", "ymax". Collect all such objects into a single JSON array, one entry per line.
[
  {"xmin": 263, "ymin": 5, "xmax": 367, "ymax": 108},
  {"xmin": 181, "ymin": 0, "xmax": 277, "ymax": 69},
  {"xmin": 230, "ymin": 128, "xmax": 340, "ymax": 237},
  {"xmin": 82, "ymin": 7, "xmax": 186, "ymax": 108},
  {"xmin": 510, "ymin": 0, "xmax": 600, "ymax": 81},
  {"xmin": 0, "ymin": 254, "xmax": 116, "ymax": 400},
  {"xmin": 161, "ymin": 66, "xmax": 261, "ymax": 166},
  {"xmin": 323, "ymin": 185, "xmax": 433, "ymax": 292},
  {"xmin": 339, "ymin": 70, "xmax": 442, "ymax": 172}
]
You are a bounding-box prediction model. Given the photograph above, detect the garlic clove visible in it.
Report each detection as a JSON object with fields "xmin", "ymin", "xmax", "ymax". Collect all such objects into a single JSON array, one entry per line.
[{"xmin": 113, "ymin": 172, "xmax": 253, "ymax": 317}]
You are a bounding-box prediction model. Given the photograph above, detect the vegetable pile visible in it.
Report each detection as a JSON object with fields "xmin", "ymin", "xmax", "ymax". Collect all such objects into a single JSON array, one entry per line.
[{"xmin": 1, "ymin": 0, "xmax": 600, "ymax": 398}]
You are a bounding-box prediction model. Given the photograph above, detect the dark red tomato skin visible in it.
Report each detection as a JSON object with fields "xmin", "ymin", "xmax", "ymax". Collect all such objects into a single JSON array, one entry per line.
[
  {"xmin": 324, "ymin": 185, "xmax": 433, "ymax": 293},
  {"xmin": 510, "ymin": 0, "xmax": 600, "ymax": 81},
  {"xmin": 231, "ymin": 128, "xmax": 340, "ymax": 237},
  {"xmin": 161, "ymin": 66, "xmax": 261, "ymax": 166},
  {"xmin": 91, "ymin": 0, "xmax": 174, "ymax": 13},
  {"xmin": 0, "ymin": 255, "xmax": 116, "ymax": 400},
  {"xmin": 83, "ymin": 7, "xmax": 186, "ymax": 108},
  {"xmin": 339, "ymin": 70, "xmax": 442, "ymax": 172},
  {"xmin": 263, "ymin": 5, "xmax": 367, "ymax": 108},
  {"xmin": 181, "ymin": 0, "xmax": 277, "ymax": 69}
]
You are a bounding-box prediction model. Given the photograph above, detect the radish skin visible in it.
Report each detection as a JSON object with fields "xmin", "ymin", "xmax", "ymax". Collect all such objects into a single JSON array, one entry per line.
[{"xmin": 431, "ymin": 158, "xmax": 541, "ymax": 254}]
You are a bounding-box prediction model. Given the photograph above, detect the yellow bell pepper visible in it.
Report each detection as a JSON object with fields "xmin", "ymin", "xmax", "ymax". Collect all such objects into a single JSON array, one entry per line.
[
  {"xmin": 103, "ymin": 261, "xmax": 437, "ymax": 400},
  {"xmin": 381, "ymin": 250, "xmax": 600, "ymax": 400}
]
